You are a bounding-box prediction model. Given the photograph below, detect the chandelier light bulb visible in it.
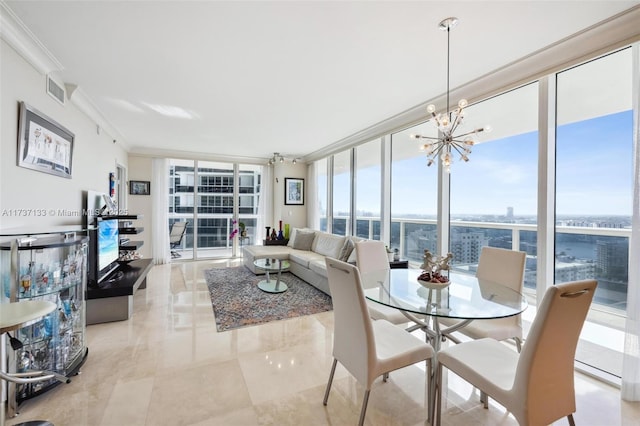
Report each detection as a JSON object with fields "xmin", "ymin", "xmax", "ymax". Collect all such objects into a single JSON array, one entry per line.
[
  {"xmin": 458, "ymin": 99, "xmax": 468, "ymax": 108},
  {"xmin": 427, "ymin": 104, "xmax": 436, "ymax": 114},
  {"xmin": 484, "ymin": 125, "xmax": 493, "ymax": 133}
]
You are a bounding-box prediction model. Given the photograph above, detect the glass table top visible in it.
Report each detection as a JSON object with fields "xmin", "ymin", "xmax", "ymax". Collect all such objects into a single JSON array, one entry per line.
[
  {"xmin": 253, "ymin": 258, "xmax": 290, "ymax": 271},
  {"xmin": 361, "ymin": 269, "xmax": 528, "ymax": 320}
]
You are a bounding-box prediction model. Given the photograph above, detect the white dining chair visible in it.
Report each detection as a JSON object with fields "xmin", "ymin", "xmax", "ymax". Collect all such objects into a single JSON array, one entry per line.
[
  {"xmin": 442, "ymin": 246, "xmax": 527, "ymax": 351},
  {"xmin": 354, "ymin": 240, "xmax": 409, "ymax": 325},
  {"xmin": 435, "ymin": 279, "xmax": 597, "ymax": 426},
  {"xmin": 323, "ymin": 258, "xmax": 435, "ymax": 426}
]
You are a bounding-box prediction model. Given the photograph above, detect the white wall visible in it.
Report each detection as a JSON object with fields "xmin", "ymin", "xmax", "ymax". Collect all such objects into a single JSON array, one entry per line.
[
  {"xmin": 272, "ymin": 162, "xmax": 307, "ymax": 231},
  {"xmin": 0, "ymin": 39, "xmax": 128, "ymax": 230},
  {"xmin": 126, "ymin": 156, "xmax": 153, "ymax": 259}
]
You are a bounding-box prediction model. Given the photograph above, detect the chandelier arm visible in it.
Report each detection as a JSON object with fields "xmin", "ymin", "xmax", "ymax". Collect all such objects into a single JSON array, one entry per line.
[
  {"xmin": 418, "ymin": 135, "xmax": 441, "ymax": 141},
  {"xmin": 449, "ymin": 142, "xmax": 467, "ymax": 155},
  {"xmin": 430, "ymin": 143, "xmax": 447, "ymax": 157},
  {"xmin": 453, "ymin": 128, "xmax": 484, "ymax": 139},
  {"xmin": 450, "ymin": 111, "xmax": 464, "ymax": 132}
]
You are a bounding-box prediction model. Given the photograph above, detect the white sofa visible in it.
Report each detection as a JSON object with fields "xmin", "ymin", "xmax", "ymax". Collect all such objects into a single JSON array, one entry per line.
[{"xmin": 242, "ymin": 228, "xmax": 360, "ymax": 295}]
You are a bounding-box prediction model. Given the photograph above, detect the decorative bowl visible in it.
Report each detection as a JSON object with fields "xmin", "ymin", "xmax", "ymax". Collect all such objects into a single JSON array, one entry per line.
[{"xmin": 417, "ymin": 279, "xmax": 451, "ymax": 290}]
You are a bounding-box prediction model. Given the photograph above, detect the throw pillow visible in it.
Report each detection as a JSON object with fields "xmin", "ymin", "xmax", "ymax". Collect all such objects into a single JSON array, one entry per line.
[
  {"xmin": 339, "ymin": 238, "xmax": 355, "ymax": 262},
  {"xmin": 292, "ymin": 231, "xmax": 315, "ymax": 251}
]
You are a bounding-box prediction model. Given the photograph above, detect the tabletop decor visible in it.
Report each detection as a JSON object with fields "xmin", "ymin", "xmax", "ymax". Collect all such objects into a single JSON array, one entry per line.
[{"xmin": 418, "ymin": 249, "xmax": 453, "ymax": 287}]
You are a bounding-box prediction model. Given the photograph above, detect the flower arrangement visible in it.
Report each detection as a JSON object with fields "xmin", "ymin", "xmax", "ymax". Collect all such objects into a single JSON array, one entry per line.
[{"xmin": 229, "ymin": 220, "xmax": 239, "ymax": 240}]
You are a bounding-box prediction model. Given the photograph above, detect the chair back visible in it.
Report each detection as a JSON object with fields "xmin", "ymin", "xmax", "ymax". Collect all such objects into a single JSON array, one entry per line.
[
  {"xmin": 476, "ymin": 246, "xmax": 526, "ymax": 292},
  {"xmin": 514, "ymin": 279, "xmax": 597, "ymax": 425},
  {"xmin": 355, "ymin": 241, "xmax": 390, "ymax": 274},
  {"xmin": 170, "ymin": 221, "xmax": 188, "ymax": 245},
  {"xmin": 325, "ymin": 258, "xmax": 375, "ymax": 385}
]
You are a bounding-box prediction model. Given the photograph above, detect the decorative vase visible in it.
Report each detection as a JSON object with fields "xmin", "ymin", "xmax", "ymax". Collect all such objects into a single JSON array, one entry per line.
[
  {"xmin": 277, "ymin": 220, "xmax": 284, "ymax": 240},
  {"xmin": 265, "ymin": 226, "xmax": 271, "ymax": 240},
  {"xmin": 284, "ymin": 224, "xmax": 290, "ymax": 239},
  {"xmin": 271, "ymin": 228, "xmax": 277, "ymax": 240},
  {"xmin": 241, "ymin": 230, "xmax": 247, "ymax": 238}
]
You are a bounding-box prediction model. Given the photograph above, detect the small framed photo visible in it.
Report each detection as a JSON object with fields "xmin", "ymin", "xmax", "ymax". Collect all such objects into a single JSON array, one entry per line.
[
  {"xmin": 129, "ymin": 180, "xmax": 150, "ymax": 195},
  {"xmin": 285, "ymin": 177, "xmax": 304, "ymax": 205},
  {"xmin": 17, "ymin": 101, "xmax": 75, "ymax": 179}
]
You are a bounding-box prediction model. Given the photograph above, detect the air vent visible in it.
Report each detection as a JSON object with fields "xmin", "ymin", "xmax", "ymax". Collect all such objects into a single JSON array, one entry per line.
[{"xmin": 47, "ymin": 75, "xmax": 65, "ymax": 105}]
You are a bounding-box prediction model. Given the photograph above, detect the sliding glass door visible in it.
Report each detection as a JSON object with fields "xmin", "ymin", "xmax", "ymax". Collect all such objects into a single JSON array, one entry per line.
[{"xmin": 168, "ymin": 159, "xmax": 262, "ymax": 260}]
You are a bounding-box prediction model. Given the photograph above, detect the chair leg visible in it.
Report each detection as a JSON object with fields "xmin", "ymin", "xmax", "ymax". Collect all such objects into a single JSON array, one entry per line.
[
  {"xmin": 323, "ymin": 359, "xmax": 338, "ymax": 406},
  {"xmin": 427, "ymin": 358, "xmax": 433, "ymax": 425},
  {"xmin": 480, "ymin": 391, "xmax": 488, "ymax": 408},
  {"xmin": 358, "ymin": 390, "xmax": 371, "ymax": 426},
  {"xmin": 514, "ymin": 337, "xmax": 523, "ymax": 353},
  {"xmin": 435, "ymin": 363, "xmax": 443, "ymax": 426},
  {"xmin": 567, "ymin": 414, "xmax": 576, "ymax": 426},
  {"xmin": 383, "ymin": 372, "xmax": 389, "ymax": 382}
]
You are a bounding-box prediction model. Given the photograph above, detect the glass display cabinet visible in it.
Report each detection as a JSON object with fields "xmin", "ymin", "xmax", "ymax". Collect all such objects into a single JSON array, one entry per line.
[{"xmin": 1, "ymin": 227, "xmax": 89, "ymax": 416}]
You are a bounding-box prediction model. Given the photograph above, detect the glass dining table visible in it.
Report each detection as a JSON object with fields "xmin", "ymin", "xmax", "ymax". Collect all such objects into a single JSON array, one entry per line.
[{"xmin": 360, "ymin": 268, "xmax": 528, "ymax": 352}]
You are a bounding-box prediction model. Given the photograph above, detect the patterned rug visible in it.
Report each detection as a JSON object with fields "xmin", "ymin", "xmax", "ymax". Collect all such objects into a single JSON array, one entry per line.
[{"xmin": 204, "ymin": 266, "xmax": 333, "ymax": 332}]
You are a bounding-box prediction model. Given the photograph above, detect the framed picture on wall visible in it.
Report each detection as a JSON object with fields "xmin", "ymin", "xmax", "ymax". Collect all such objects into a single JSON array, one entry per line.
[
  {"xmin": 17, "ymin": 101, "xmax": 75, "ymax": 179},
  {"xmin": 129, "ymin": 180, "xmax": 151, "ymax": 195},
  {"xmin": 285, "ymin": 178, "xmax": 304, "ymax": 205}
]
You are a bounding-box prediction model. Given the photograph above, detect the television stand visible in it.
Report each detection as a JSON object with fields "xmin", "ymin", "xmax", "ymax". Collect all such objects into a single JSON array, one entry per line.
[
  {"xmin": 86, "ymin": 259, "xmax": 152, "ymax": 324},
  {"xmin": 106, "ymin": 270, "xmax": 125, "ymax": 283}
]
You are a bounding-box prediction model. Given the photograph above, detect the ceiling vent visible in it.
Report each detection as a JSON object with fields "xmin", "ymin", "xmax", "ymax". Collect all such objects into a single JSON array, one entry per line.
[{"xmin": 47, "ymin": 75, "xmax": 65, "ymax": 105}]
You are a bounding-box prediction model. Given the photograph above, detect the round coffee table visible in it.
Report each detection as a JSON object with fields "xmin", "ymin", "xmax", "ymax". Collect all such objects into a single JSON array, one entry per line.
[{"xmin": 253, "ymin": 258, "xmax": 290, "ymax": 293}]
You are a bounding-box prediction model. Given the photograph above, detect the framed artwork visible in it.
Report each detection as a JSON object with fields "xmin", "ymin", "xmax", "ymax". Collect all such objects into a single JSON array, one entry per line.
[
  {"xmin": 129, "ymin": 180, "xmax": 151, "ymax": 195},
  {"xmin": 285, "ymin": 177, "xmax": 304, "ymax": 205},
  {"xmin": 17, "ymin": 101, "xmax": 75, "ymax": 179}
]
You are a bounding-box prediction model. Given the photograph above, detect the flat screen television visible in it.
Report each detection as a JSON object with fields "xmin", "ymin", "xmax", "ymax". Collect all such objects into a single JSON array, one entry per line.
[{"xmin": 93, "ymin": 217, "xmax": 120, "ymax": 284}]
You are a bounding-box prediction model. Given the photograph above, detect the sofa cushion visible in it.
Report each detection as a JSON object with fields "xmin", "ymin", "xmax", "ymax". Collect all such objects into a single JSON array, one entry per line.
[
  {"xmin": 292, "ymin": 230, "xmax": 316, "ymax": 251},
  {"xmin": 243, "ymin": 245, "xmax": 292, "ymax": 259},
  {"xmin": 289, "ymin": 249, "xmax": 325, "ymax": 269},
  {"xmin": 346, "ymin": 236, "xmax": 366, "ymax": 263},
  {"xmin": 338, "ymin": 238, "xmax": 355, "ymax": 262},
  {"xmin": 308, "ymin": 258, "xmax": 328, "ymax": 278},
  {"xmin": 311, "ymin": 232, "xmax": 345, "ymax": 259},
  {"xmin": 287, "ymin": 227, "xmax": 313, "ymax": 248}
]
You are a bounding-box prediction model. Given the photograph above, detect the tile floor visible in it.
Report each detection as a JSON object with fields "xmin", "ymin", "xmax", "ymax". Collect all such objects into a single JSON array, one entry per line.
[{"xmin": 5, "ymin": 259, "xmax": 640, "ymax": 425}]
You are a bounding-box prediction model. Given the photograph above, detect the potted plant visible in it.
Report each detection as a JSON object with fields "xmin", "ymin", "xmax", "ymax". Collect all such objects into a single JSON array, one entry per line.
[
  {"xmin": 385, "ymin": 245, "xmax": 394, "ymax": 262},
  {"xmin": 239, "ymin": 222, "xmax": 247, "ymax": 237}
]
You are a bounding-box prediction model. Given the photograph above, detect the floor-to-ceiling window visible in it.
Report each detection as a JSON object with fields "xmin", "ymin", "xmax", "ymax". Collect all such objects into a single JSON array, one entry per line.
[
  {"xmin": 555, "ymin": 47, "xmax": 633, "ymax": 377},
  {"xmin": 306, "ymin": 41, "xmax": 637, "ymax": 383},
  {"xmin": 355, "ymin": 139, "xmax": 382, "ymax": 239},
  {"xmin": 391, "ymin": 122, "xmax": 438, "ymax": 262},
  {"xmin": 314, "ymin": 158, "xmax": 328, "ymax": 232},
  {"xmin": 332, "ymin": 150, "xmax": 351, "ymax": 236},
  {"xmin": 449, "ymin": 83, "xmax": 539, "ymax": 287},
  {"xmin": 168, "ymin": 159, "xmax": 262, "ymax": 259}
]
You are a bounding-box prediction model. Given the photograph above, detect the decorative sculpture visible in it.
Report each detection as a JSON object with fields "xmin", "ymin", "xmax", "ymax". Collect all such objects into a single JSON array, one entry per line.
[{"xmin": 418, "ymin": 249, "xmax": 453, "ymax": 283}]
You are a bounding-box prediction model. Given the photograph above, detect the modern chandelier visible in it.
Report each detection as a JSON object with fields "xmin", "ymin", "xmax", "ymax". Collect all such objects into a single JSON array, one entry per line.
[{"xmin": 410, "ymin": 17, "xmax": 491, "ymax": 172}]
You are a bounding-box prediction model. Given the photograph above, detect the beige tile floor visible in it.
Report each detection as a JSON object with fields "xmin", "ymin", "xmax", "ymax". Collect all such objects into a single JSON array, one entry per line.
[{"xmin": 6, "ymin": 259, "xmax": 640, "ymax": 426}]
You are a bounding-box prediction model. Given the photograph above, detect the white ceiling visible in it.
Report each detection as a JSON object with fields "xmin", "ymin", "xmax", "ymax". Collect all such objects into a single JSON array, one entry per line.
[{"xmin": 3, "ymin": 1, "xmax": 639, "ymax": 163}]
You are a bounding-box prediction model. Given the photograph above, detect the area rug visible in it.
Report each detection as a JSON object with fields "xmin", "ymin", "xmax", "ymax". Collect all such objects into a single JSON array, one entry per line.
[{"xmin": 205, "ymin": 266, "xmax": 332, "ymax": 332}]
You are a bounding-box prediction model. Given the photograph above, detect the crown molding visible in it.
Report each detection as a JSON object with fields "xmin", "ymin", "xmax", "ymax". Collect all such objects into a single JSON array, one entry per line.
[
  {"xmin": 1, "ymin": 1, "xmax": 128, "ymax": 149},
  {"xmin": 127, "ymin": 147, "xmax": 267, "ymax": 165},
  {"xmin": 0, "ymin": 2, "xmax": 62, "ymax": 74}
]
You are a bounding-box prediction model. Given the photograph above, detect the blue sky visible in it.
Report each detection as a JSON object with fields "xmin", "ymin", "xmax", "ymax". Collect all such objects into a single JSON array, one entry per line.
[{"xmin": 334, "ymin": 110, "xmax": 633, "ymax": 217}]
